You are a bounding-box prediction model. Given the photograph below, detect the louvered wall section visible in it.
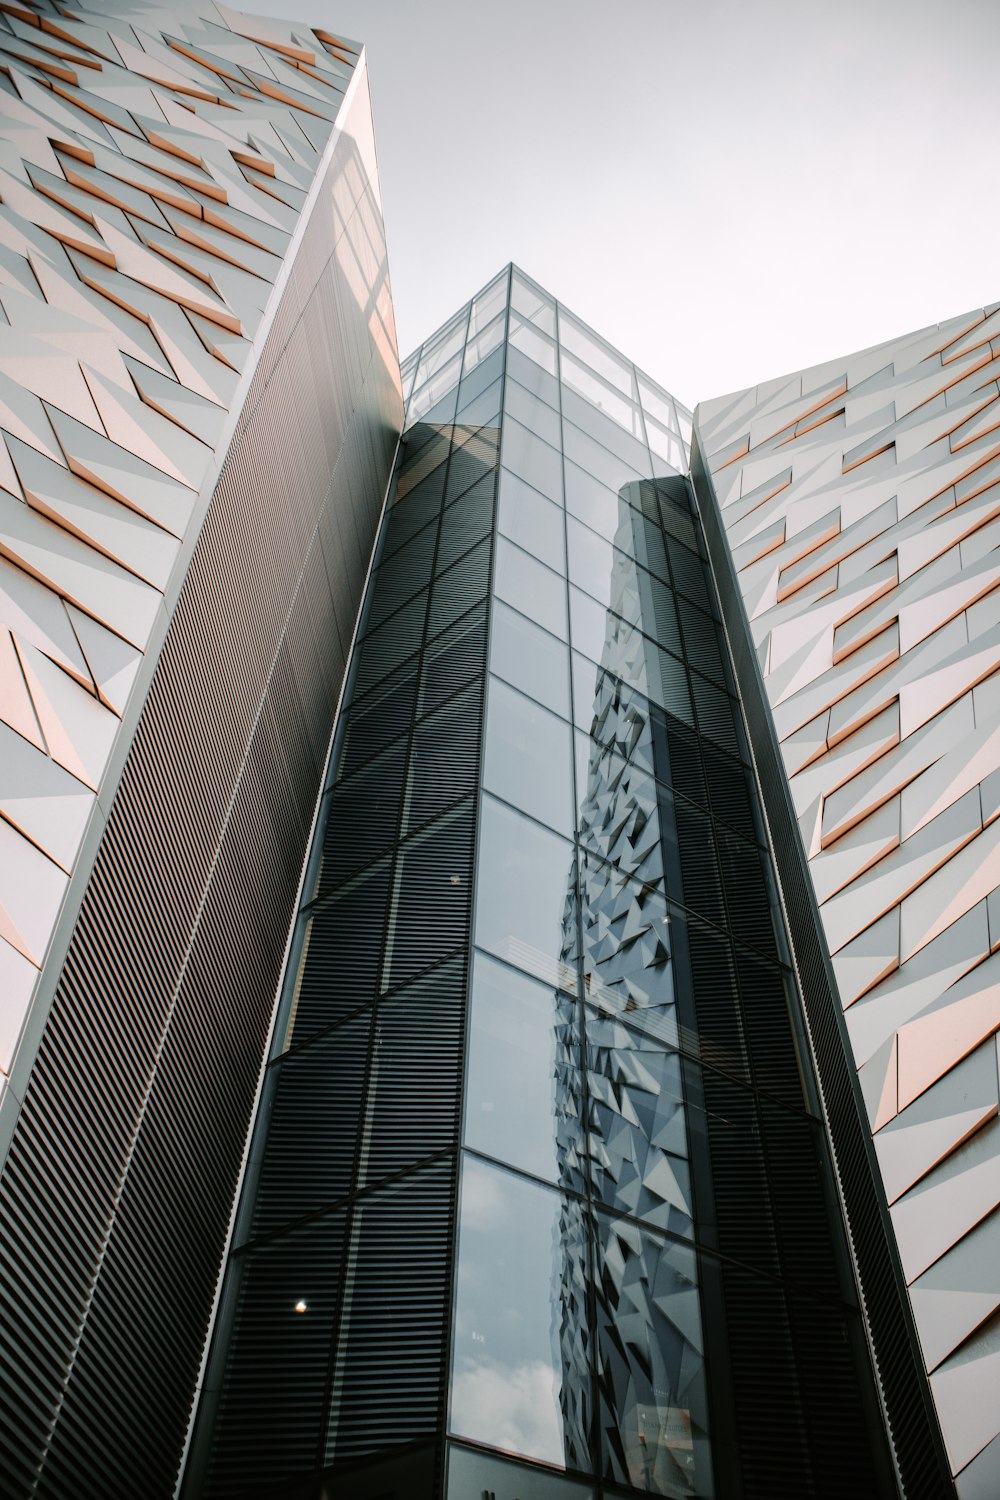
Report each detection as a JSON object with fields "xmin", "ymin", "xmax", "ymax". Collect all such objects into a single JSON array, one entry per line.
[
  {"xmin": 194, "ymin": 418, "xmax": 499, "ymax": 1500},
  {"xmin": 0, "ymin": 85, "xmax": 401, "ymax": 1499}
]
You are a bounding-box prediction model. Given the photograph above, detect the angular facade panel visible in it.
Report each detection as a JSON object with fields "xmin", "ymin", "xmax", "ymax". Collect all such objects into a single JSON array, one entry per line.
[
  {"xmin": 693, "ymin": 312, "xmax": 1000, "ymax": 1496},
  {"xmin": 0, "ymin": 0, "xmax": 384, "ymax": 1095}
]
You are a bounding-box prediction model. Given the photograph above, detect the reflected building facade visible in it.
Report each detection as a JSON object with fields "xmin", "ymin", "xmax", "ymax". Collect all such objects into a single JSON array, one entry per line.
[{"xmin": 187, "ymin": 269, "xmax": 923, "ymax": 1500}]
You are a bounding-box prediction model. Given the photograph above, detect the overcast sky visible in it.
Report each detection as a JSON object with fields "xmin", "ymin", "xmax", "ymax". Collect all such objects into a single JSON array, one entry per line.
[{"xmin": 241, "ymin": 0, "xmax": 1000, "ymax": 407}]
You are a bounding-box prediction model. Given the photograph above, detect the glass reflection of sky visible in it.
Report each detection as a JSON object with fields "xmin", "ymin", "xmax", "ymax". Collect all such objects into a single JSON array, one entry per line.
[
  {"xmin": 450, "ymin": 1155, "xmax": 588, "ymax": 1469},
  {"xmin": 464, "ymin": 952, "xmax": 580, "ymax": 1189}
]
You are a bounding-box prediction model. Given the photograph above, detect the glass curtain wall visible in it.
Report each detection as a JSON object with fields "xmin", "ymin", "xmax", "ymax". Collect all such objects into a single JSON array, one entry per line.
[
  {"xmin": 445, "ymin": 270, "xmax": 890, "ymax": 1500},
  {"xmin": 192, "ymin": 267, "xmax": 893, "ymax": 1500}
]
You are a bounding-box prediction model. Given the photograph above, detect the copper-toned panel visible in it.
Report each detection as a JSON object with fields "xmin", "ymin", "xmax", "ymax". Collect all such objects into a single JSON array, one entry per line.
[{"xmin": 0, "ymin": 0, "xmax": 364, "ymax": 1090}]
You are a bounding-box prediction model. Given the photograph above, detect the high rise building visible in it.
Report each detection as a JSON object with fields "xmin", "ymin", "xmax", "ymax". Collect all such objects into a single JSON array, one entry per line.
[
  {"xmin": 692, "ymin": 323, "xmax": 1000, "ymax": 1500},
  {"xmin": 182, "ymin": 266, "xmax": 911, "ymax": 1500},
  {"xmin": 0, "ymin": 0, "xmax": 399, "ymax": 1494},
  {"xmin": 0, "ymin": 5, "xmax": 997, "ymax": 1500}
]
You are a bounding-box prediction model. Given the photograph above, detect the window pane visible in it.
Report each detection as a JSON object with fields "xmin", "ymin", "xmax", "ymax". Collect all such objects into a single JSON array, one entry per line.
[
  {"xmin": 562, "ymin": 355, "xmax": 644, "ymax": 439},
  {"xmin": 484, "ymin": 677, "xmax": 574, "ymax": 835},
  {"xmin": 469, "ymin": 272, "xmax": 508, "ymax": 335},
  {"xmin": 458, "ymin": 343, "xmax": 504, "ymax": 408},
  {"xmin": 502, "ymin": 415, "xmax": 563, "ymax": 500},
  {"xmin": 566, "ymin": 516, "xmax": 614, "ymax": 606},
  {"xmin": 558, "ymin": 309, "xmax": 633, "ymax": 395},
  {"xmin": 569, "ymin": 585, "xmax": 608, "ymax": 666},
  {"xmin": 475, "ymin": 794, "xmax": 576, "ymax": 989},
  {"xmin": 409, "ymin": 351, "xmax": 462, "ymax": 422},
  {"xmin": 415, "ymin": 313, "xmax": 466, "ymax": 383},
  {"xmin": 446, "ymin": 1444, "xmax": 596, "ymax": 1500},
  {"xmin": 462, "ymin": 313, "xmax": 505, "ymax": 377},
  {"xmin": 511, "ymin": 271, "xmax": 557, "ymax": 334},
  {"xmin": 509, "ymin": 314, "xmax": 558, "ymax": 376},
  {"xmin": 593, "ymin": 1213, "xmax": 711, "ymax": 1496},
  {"xmin": 585, "ymin": 1011, "xmax": 692, "ymax": 1235},
  {"xmin": 490, "ymin": 599, "xmax": 570, "ymax": 720},
  {"xmin": 506, "ymin": 343, "xmax": 560, "ymax": 409},
  {"xmin": 562, "ymin": 385, "xmax": 652, "ymax": 474},
  {"xmin": 646, "ymin": 415, "xmax": 686, "ymax": 473},
  {"xmin": 563, "ymin": 415, "xmax": 651, "ymax": 488},
  {"xmin": 456, "ymin": 376, "xmax": 502, "ymax": 428},
  {"xmin": 504, "ymin": 377, "xmax": 562, "ymax": 447},
  {"xmin": 572, "ymin": 651, "xmax": 603, "ymax": 735},
  {"xmin": 497, "ymin": 469, "xmax": 565, "ymax": 572},
  {"xmin": 451, "ymin": 1155, "xmax": 591, "ymax": 1470},
  {"xmin": 564, "ymin": 459, "xmax": 622, "ymax": 541},
  {"xmin": 577, "ymin": 855, "xmax": 677, "ymax": 1045},
  {"xmin": 494, "ymin": 537, "xmax": 567, "ymax": 638},
  {"xmin": 637, "ymin": 375, "xmax": 678, "ymax": 433},
  {"xmin": 464, "ymin": 951, "xmax": 583, "ymax": 1190}
]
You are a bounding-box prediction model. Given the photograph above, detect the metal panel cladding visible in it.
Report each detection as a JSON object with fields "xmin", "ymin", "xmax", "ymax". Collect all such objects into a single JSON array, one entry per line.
[{"xmin": 0, "ymin": 13, "xmax": 402, "ymax": 1495}]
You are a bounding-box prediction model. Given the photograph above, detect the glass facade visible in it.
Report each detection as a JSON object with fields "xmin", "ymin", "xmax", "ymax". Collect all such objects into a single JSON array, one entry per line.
[{"xmin": 190, "ymin": 269, "xmax": 895, "ymax": 1500}]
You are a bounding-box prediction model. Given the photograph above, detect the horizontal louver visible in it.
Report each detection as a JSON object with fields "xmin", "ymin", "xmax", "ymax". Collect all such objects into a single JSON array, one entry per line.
[
  {"xmin": 199, "ymin": 406, "xmax": 497, "ymax": 1494},
  {"xmin": 328, "ymin": 1163, "xmax": 455, "ymax": 1462},
  {"xmin": 207, "ymin": 1213, "xmax": 348, "ymax": 1497}
]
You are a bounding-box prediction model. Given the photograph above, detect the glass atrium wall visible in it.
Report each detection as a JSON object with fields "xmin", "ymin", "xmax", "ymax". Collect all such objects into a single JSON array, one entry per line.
[{"xmin": 191, "ymin": 268, "xmax": 893, "ymax": 1500}]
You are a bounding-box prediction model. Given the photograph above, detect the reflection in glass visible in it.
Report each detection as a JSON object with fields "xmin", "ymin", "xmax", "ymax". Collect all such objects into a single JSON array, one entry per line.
[
  {"xmin": 558, "ymin": 308, "xmax": 634, "ymax": 396},
  {"xmin": 570, "ymin": 611, "xmax": 693, "ymax": 732},
  {"xmin": 593, "ymin": 1213, "xmax": 711, "ymax": 1496},
  {"xmin": 569, "ymin": 584, "xmax": 611, "ymax": 664},
  {"xmin": 503, "ymin": 415, "xmax": 564, "ymax": 500},
  {"xmin": 508, "ymin": 314, "xmax": 559, "ymax": 376},
  {"xmin": 646, "ymin": 415, "xmax": 686, "ymax": 473},
  {"xmin": 464, "ymin": 951, "xmax": 583, "ymax": 1191},
  {"xmin": 563, "ymin": 417, "xmax": 650, "ymax": 489},
  {"xmin": 408, "ymin": 352, "xmax": 462, "ymax": 423},
  {"xmin": 484, "ymin": 677, "xmax": 574, "ymax": 835},
  {"xmin": 505, "ymin": 376, "xmax": 562, "ymax": 447},
  {"xmin": 456, "ymin": 343, "xmax": 504, "ymax": 413},
  {"xmin": 456, "ymin": 377, "xmax": 501, "ymax": 429},
  {"xmin": 511, "ymin": 271, "xmax": 557, "ymax": 334},
  {"xmin": 497, "ymin": 470, "xmax": 566, "ymax": 573},
  {"xmin": 475, "ymin": 794, "xmax": 576, "ymax": 990},
  {"xmin": 577, "ymin": 862, "xmax": 676, "ymax": 1045},
  {"xmin": 494, "ymin": 536, "xmax": 567, "ymax": 639},
  {"xmin": 561, "ymin": 353, "xmax": 644, "ymax": 438},
  {"xmin": 566, "ymin": 516, "xmax": 614, "ymax": 606},
  {"xmin": 461, "ymin": 312, "xmax": 506, "ymax": 377},
  {"xmin": 637, "ymin": 375, "xmax": 680, "ymax": 435},
  {"xmin": 451, "ymin": 1156, "xmax": 590, "ymax": 1470},
  {"xmin": 506, "ymin": 343, "xmax": 561, "ymax": 410},
  {"xmin": 414, "ymin": 312, "xmax": 466, "ymax": 385},
  {"xmin": 469, "ymin": 272, "xmax": 508, "ymax": 336},
  {"xmin": 564, "ymin": 459, "xmax": 624, "ymax": 541},
  {"xmin": 585, "ymin": 1013, "xmax": 692, "ymax": 1236},
  {"xmin": 562, "ymin": 385, "xmax": 651, "ymax": 475},
  {"xmin": 446, "ymin": 1444, "xmax": 596, "ymax": 1499},
  {"xmin": 490, "ymin": 600, "xmax": 570, "ymax": 720}
]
